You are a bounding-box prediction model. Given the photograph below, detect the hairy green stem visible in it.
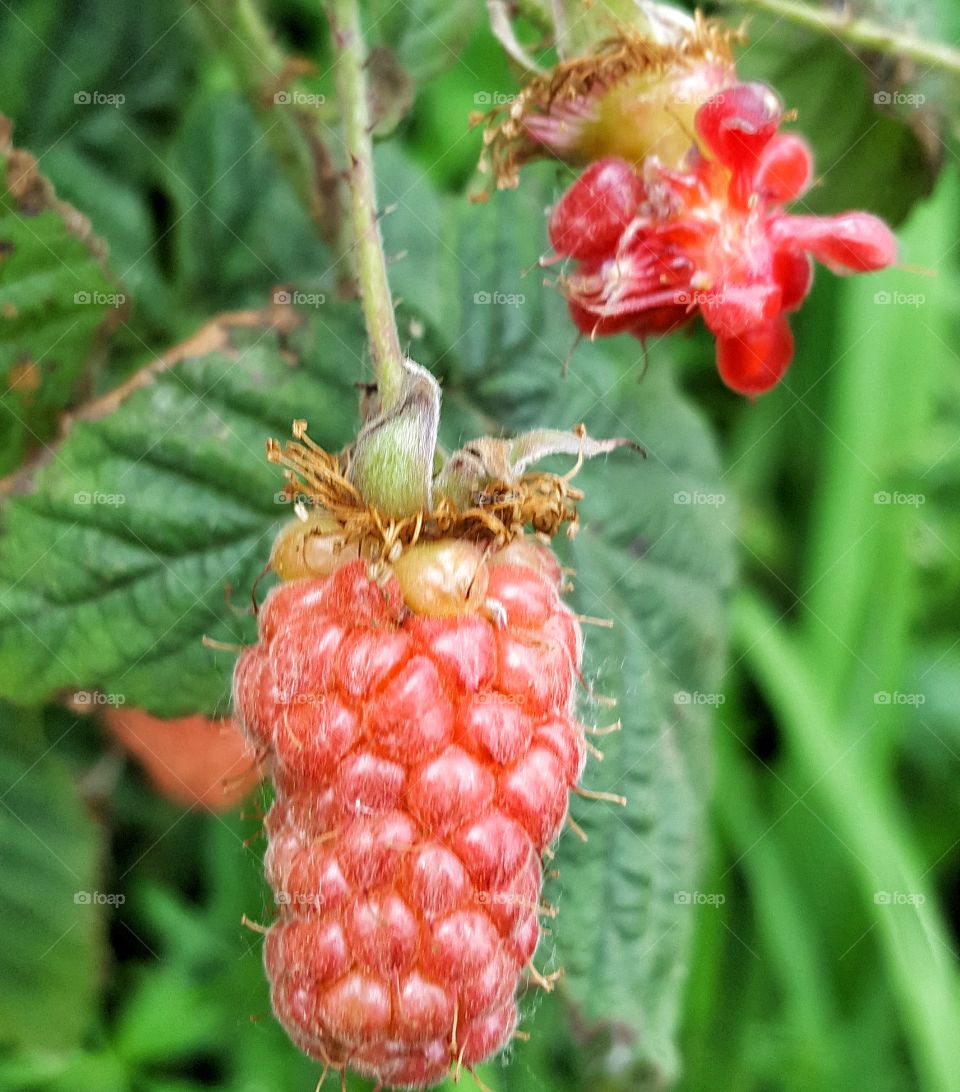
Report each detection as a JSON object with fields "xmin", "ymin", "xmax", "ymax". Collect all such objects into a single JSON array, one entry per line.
[
  {"xmin": 727, "ymin": 0, "xmax": 960, "ymax": 76},
  {"xmin": 327, "ymin": 0, "xmax": 404, "ymax": 410}
]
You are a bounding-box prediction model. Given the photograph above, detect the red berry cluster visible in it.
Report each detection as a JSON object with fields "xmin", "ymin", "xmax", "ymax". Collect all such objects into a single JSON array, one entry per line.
[
  {"xmin": 233, "ymin": 549, "xmax": 586, "ymax": 1087},
  {"xmin": 549, "ymin": 81, "xmax": 897, "ymax": 395}
]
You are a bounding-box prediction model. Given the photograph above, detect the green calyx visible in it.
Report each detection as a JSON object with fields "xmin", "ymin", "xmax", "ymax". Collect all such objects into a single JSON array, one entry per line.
[
  {"xmin": 346, "ymin": 355, "xmax": 639, "ymax": 520},
  {"xmin": 347, "ymin": 358, "xmax": 440, "ymax": 518}
]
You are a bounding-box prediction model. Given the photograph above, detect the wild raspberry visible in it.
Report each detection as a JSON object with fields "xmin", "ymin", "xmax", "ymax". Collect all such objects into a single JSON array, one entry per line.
[
  {"xmin": 233, "ymin": 537, "xmax": 586, "ymax": 1088},
  {"xmin": 549, "ymin": 81, "xmax": 897, "ymax": 395}
]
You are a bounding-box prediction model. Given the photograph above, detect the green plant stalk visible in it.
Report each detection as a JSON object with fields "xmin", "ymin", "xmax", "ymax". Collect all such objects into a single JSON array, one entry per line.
[
  {"xmin": 726, "ymin": 0, "xmax": 960, "ymax": 76},
  {"xmin": 327, "ymin": 0, "xmax": 405, "ymax": 410},
  {"xmin": 734, "ymin": 591, "xmax": 960, "ymax": 1092}
]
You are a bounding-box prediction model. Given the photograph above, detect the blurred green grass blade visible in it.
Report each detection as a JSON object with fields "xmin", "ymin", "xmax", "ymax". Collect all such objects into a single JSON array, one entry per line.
[
  {"xmin": 734, "ymin": 591, "xmax": 960, "ymax": 1092},
  {"xmin": 802, "ymin": 172, "xmax": 957, "ymax": 715},
  {"xmin": 0, "ymin": 1051, "xmax": 130, "ymax": 1092},
  {"xmin": 714, "ymin": 730, "xmax": 836, "ymax": 1061}
]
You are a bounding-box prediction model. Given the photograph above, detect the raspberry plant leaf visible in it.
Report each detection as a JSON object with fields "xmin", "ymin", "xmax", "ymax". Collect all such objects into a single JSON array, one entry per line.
[
  {"xmin": 0, "ymin": 305, "xmax": 362, "ymax": 716},
  {"xmin": 167, "ymin": 87, "xmax": 331, "ymax": 316},
  {"xmin": 367, "ymin": 0, "xmax": 479, "ymax": 82},
  {"xmin": 0, "ymin": 703, "xmax": 103, "ymax": 1050},
  {"xmin": 0, "ymin": 117, "xmax": 122, "ymax": 475}
]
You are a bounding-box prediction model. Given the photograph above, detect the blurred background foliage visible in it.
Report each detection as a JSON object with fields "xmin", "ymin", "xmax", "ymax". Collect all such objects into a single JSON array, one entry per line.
[{"xmin": 0, "ymin": 1, "xmax": 958, "ymax": 1091}]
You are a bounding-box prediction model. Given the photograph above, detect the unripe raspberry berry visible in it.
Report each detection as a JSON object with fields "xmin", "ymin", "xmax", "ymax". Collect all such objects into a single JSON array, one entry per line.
[
  {"xmin": 481, "ymin": 13, "xmax": 738, "ymax": 188},
  {"xmin": 270, "ymin": 511, "xmax": 354, "ymax": 581},
  {"xmin": 234, "ymin": 535, "xmax": 586, "ymax": 1087}
]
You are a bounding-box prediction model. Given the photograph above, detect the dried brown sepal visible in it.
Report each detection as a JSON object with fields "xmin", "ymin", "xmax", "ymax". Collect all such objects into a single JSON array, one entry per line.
[
  {"xmin": 266, "ymin": 422, "xmax": 627, "ymax": 560},
  {"xmin": 475, "ymin": 15, "xmax": 737, "ymax": 193}
]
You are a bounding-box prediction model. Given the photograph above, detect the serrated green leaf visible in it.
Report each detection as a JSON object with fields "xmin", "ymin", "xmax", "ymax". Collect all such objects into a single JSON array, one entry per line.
[
  {"xmin": 555, "ymin": 376, "xmax": 729, "ymax": 1083},
  {"xmin": 367, "ymin": 0, "xmax": 479, "ymax": 82},
  {"xmin": 0, "ymin": 118, "xmax": 121, "ymax": 474},
  {"xmin": 0, "ymin": 2, "xmax": 200, "ymax": 349},
  {"xmin": 0, "ymin": 305, "xmax": 364, "ymax": 716},
  {"xmin": 0, "ymin": 703, "xmax": 103, "ymax": 1051},
  {"xmin": 168, "ymin": 86, "xmax": 332, "ymax": 313}
]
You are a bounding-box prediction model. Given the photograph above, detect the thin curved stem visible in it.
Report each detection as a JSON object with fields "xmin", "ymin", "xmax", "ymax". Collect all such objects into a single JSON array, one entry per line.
[
  {"xmin": 728, "ymin": 0, "xmax": 960, "ymax": 76},
  {"xmin": 327, "ymin": 0, "xmax": 404, "ymax": 410}
]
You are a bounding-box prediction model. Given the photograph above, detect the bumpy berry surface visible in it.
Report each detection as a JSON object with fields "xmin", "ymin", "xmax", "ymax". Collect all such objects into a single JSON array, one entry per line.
[{"xmin": 233, "ymin": 540, "xmax": 585, "ymax": 1088}]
